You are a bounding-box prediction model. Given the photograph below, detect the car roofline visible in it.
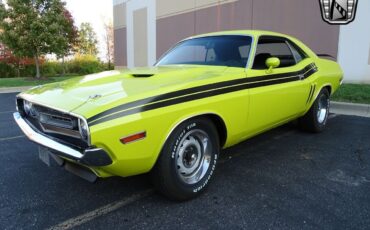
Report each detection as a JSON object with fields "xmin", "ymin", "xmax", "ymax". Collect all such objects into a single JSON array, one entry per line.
[
  {"xmin": 182, "ymin": 30, "xmax": 317, "ymax": 59},
  {"xmin": 184, "ymin": 30, "xmax": 290, "ymax": 40}
]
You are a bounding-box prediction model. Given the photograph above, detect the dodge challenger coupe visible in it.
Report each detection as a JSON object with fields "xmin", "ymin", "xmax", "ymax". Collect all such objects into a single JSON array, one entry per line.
[{"xmin": 14, "ymin": 30, "xmax": 343, "ymax": 200}]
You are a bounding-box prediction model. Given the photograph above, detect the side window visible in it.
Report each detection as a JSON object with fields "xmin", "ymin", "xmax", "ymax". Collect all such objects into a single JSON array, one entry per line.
[
  {"xmin": 252, "ymin": 36, "xmax": 296, "ymax": 70},
  {"xmin": 238, "ymin": 45, "xmax": 251, "ymax": 67},
  {"xmin": 239, "ymin": 45, "xmax": 251, "ymax": 59},
  {"xmin": 287, "ymin": 41, "xmax": 307, "ymax": 64},
  {"xmin": 164, "ymin": 45, "xmax": 207, "ymax": 64},
  {"xmin": 206, "ymin": 48, "xmax": 216, "ymax": 62}
]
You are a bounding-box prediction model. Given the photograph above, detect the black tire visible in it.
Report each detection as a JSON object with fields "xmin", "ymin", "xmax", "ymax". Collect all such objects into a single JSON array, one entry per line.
[
  {"xmin": 151, "ymin": 118, "xmax": 219, "ymax": 201},
  {"xmin": 299, "ymin": 88, "xmax": 330, "ymax": 133}
]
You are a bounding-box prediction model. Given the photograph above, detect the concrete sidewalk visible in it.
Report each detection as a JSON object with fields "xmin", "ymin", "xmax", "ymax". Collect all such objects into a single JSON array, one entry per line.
[
  {"xmin": 331, "ymin": 101, "xmax": 370, "ymax": 118},
  {"xmin": 0, "ymin": 86, "xmax": 32, "ymax": 94}
]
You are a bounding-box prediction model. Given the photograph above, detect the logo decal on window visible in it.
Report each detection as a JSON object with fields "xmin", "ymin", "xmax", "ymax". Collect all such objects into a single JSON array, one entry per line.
[{"xmin": 319, "ymin": 0, "xmax": 358, "ymax": 25}]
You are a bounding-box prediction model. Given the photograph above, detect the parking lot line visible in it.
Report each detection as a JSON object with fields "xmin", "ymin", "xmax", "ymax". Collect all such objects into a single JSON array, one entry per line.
[
  {"xmin": 47, "ymin": 189, "xmax": 154, "ymax": 230},
  {"xmin": 0, "ymin": 135, "xmax": 25, "ymax": 142}
]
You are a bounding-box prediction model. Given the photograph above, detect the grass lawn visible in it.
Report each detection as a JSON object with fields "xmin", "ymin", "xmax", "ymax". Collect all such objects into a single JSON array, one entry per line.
[
  {"xmin": 0, "ymin": 76, "xmax": 80, "ymax": 88},
  {"xmin": 332, "ymin": 83, "xmax": 370, "ymax": 104}
]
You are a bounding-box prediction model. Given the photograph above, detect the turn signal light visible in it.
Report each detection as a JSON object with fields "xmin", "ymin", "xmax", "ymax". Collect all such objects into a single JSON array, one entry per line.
[{"xmin": 120, "ymin": 132, "xmax": 146, "ymax": 144}]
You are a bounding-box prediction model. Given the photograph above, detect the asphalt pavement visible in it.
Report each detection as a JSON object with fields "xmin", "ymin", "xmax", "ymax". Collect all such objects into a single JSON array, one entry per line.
[{"xmin": 0, "ymin": 92, "xmax": 369, "ymax": 230}]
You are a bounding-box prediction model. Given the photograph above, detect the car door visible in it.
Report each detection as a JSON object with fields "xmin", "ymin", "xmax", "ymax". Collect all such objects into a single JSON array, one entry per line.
[{"xmin": 245, "ymin": 36, "xmax": 313, "ymax": 134}]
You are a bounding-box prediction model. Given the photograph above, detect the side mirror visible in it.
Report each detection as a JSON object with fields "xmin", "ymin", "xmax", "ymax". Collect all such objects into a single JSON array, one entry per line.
[{"xmin": 265, "ymin": 57, "xmax": 280, "ymax": 73}]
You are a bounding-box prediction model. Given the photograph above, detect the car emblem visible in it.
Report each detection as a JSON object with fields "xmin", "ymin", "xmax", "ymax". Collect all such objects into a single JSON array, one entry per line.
[
  {"xmin": 319, "ymin": 0, "xmax": 358, "ymax": 24},
  {"xmin": 89, "ymin": 94, "xmax": 102, "ymax": 100}
]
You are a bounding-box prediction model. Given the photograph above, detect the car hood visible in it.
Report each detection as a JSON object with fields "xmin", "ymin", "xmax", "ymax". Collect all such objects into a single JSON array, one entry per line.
[{"xmin": 19, "ymin": 65, "xmax": 228, "ymax": 118}]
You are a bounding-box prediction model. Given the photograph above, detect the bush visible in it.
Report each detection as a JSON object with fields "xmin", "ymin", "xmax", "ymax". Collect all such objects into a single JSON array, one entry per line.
[
  {"xmin": 0, "ymin": 62, "xmax": 16, "ymax": 78},
  {"xmin": 0, "ymin": 62, "xmax": 36, "ymax": 78},
  {"xmin": 0, "ymin": 55, "xmax": 113, "ymax": 78},
  {"xmin": 42, "ymin": 61, "xmax": 63, "ymax": 77},
  {"xmin": 100, "ymin": 62, "xmax": 115, "ymax": 71},
  {"xmin": 66, "ymin": 55, "xmax": 104, "ymax": 75},
  {"xmin": 20, "ymin": 64, "xmax": 36, "ymax": 77}
]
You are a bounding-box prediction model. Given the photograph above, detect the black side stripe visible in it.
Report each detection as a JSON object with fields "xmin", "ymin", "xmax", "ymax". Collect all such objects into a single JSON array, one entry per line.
[
  {"xmin": 310, "ymin": 85, "xmax": 316, "ymax": 103},
  {"xmin": 89, "ymin": 76, "xmax": 303, "ymax": 126},
  {"xmin": 304, "ymin": 67, "xmax": 318, "ymax": 80},
  {"xmin": 87, "ymin": 63, "xmax": 316, "ymax": 124},
  {"xmin": 88, "ymin": 63, "xmax": 318, "ymax": 126},
  {"xmin": 306, "ymin": 86, "xmax": 313, "ymax": 104}
]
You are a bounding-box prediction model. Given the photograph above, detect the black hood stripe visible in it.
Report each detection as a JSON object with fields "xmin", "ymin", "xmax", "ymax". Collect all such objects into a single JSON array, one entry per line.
[{"xmin": 88, "ymin": 63, "xmax": 317, "ymax": 126}]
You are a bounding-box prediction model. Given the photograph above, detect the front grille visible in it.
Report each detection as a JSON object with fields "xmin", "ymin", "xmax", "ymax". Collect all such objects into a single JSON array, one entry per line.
[
  {"xmin": 17, "ymin": 99, "xmax": 88, "ymax": 149},
  {"xmin": 39, "ymin": 110, "xmax": 77, "ymax": 129}
]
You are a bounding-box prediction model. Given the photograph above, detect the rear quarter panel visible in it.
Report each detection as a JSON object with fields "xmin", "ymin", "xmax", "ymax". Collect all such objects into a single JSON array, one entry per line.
[
  {"xmin": 309, "ymin": 58, "xmax": 343, "ymax": 107},
  {"xmin": 287, "ymin": 35, "xmax": 343, "ymax": 109}
]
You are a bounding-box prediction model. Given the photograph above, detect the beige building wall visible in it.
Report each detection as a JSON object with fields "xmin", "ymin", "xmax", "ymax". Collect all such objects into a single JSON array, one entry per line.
[
  {"xmin": 113, "ymin": 3, "xmax": 126, "ymax": 29},
  {"xmin": 113, "ymin": 2, "xmax": 127, "ymax": 68},
  {"xmin": 114, "ymin": 0, "xmax": 339, "ymax": 68},
  {"xmin": 133, "ymin": 8, "xmax": 148, "ymax": 67},
  {"xmin": 156, "ymin": 0, "xmax": 238, "ymax": 19}
]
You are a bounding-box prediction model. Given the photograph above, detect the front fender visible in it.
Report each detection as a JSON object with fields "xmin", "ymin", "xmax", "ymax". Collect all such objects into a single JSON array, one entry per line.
[{"xmin": 87, "ymin": 90, "xmax": 248, "ymax": 177}]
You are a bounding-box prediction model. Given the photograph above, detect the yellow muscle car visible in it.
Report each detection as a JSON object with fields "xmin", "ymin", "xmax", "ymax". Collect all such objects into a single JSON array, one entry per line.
[{"xmin": 13, "ymin": 30, "xmax": 343, "ymax": 200}]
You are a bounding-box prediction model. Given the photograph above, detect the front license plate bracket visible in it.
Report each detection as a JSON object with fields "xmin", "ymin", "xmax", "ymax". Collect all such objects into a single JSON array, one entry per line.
[{"xmin": 38, "ymin": 146, "xmax": 51, "ymax": 166}]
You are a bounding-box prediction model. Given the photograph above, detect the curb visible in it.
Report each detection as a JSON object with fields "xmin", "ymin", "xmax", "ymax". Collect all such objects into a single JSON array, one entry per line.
[
  {"xmin": 0, "ymin": 86, "xmax": 32, "ymax": 94},
  {"xmin": 331, "ymin": 101, "xmax": 370, "ymax": 118}
]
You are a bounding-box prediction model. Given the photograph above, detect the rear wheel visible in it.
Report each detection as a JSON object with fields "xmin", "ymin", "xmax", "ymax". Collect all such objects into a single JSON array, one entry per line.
[
  {"xmin": 299, "ymin": 88, "xmax": 330, "ymax": 132},
  {"xmin": 151, "ymin": 118, "xmax": 219, "ymax": 201}
]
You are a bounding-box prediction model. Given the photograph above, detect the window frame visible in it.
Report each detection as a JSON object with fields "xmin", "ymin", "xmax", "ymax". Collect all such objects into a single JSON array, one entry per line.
[
  {"xmin": 286, "ymin": 40, "xmax": 308, "ymax": 64},
  {"xmin": 251, "ymin": 35, "xmax": 308, "ymax": 70}
]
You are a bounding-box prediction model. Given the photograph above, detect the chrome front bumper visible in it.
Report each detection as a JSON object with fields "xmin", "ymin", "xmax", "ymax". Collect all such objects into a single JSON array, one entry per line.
[{"xmin": 13, "ymin": 112, "xmax": 112, "ymax": 167}]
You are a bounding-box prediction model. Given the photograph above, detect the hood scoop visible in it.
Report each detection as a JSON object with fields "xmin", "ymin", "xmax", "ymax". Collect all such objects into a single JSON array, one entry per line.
[{"xmin": 131, "ymin": 74, "xmax": 155, "ymax": 78}]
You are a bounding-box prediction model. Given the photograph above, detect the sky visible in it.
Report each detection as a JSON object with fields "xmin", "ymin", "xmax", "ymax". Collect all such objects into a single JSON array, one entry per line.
[{"xmin": 64, "ymin": 0, "xmax": 113, "ymax": 60}]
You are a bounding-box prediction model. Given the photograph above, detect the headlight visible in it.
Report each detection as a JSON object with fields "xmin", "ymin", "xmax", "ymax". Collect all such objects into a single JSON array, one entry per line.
[
  {"xmin": 78, "ymin": 119, "xmax": 89, "ymax": 140},
  {"xmin": 23, "ymin": 100, "xmax": 32, "ymax": 115},
  {"xmin": 23, "ymin": 100, "xmax": 37, "ymax": 117}
]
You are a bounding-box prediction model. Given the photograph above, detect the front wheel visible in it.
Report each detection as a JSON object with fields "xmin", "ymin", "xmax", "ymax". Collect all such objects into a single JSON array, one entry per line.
[
  {"xmin": 299, "ymin": 88, "xmax": 330, "ymax": 133},
  {"xmin": 151, "ymin": 118, "xmax": 219, "ymax": 201}
]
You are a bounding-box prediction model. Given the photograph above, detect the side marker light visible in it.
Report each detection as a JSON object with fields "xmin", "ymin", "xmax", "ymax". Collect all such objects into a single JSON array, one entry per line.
[{"xmin": 120, "ymin": 132, "xmax": 146, "ymax": 144}]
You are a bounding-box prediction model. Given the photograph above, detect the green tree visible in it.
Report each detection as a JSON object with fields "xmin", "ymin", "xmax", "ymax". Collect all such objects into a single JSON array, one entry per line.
[
  {"xmin": 76, "ymin": 22, "xmax": 99, "ymax": 56},
  {"xmin": 56, "ymin": 9, "xmax": 78, "ymax": 75},
  {"xmin": 0, "ymin": 0, "xmax": 77, "ymax": 78}
]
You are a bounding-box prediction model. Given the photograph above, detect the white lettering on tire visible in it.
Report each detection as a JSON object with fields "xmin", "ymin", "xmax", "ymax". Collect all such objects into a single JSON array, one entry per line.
[{"xmin": 192, "ymin": 155, "xmax": 218, "ymax": 193}]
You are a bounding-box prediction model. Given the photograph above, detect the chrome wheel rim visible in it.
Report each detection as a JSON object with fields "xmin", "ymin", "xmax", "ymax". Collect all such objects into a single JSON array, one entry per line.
[
  {"xmin": 175, "ymin": 129, "xmax": 212, "ymax": 185},
  {"xmin": 317, "ymin": 94, "xmax": 329, "ymax": 124}
]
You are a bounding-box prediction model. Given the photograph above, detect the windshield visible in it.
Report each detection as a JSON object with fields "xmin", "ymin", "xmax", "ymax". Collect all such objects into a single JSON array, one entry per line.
[{"xmin": 156, "ymin": 35, "xmax": 253, "ymax": 68}]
